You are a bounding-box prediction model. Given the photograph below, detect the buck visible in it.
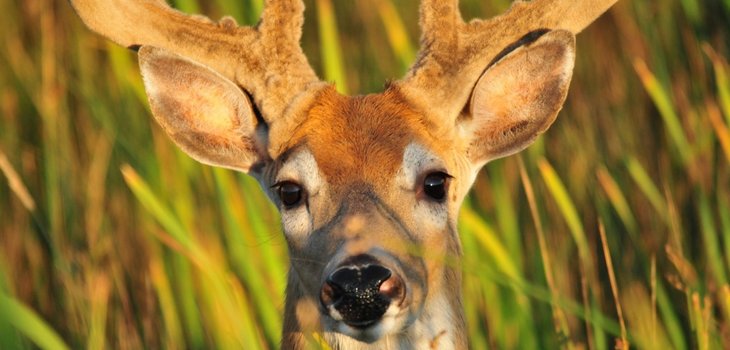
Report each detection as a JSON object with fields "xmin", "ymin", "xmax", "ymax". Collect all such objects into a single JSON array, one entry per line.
[{"xmin": 71, "ymin": 0, "xmax": 616, "ymax": 348}]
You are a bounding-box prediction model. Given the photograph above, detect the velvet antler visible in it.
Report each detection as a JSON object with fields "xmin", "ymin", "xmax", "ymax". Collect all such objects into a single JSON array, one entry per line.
[
  {"xmin": 396, "ymin": 0, "xmax": 618, "ymax": 127},
  {"xmin": 69, "ymin": 0, "xmax": 323, "ymax": 124}
]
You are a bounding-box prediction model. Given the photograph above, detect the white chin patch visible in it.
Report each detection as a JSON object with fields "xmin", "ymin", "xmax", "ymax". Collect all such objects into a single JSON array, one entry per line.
[
  {"xmin": 399, "ymin": 142, "xmax": 449, "ymax": 231},
  {"xmin": 327, "ymin": 303, "xmax": 404, "ymax": 344},
  {"xmin": 276, "ymin": 149, "xmax": 323, "ymax": 238}
]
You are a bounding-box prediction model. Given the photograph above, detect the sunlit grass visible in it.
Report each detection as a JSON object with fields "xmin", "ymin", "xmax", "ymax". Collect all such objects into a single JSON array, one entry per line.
[{"xmin": 1, "ymin": 0, "xmax": 729, "ymax": 349}]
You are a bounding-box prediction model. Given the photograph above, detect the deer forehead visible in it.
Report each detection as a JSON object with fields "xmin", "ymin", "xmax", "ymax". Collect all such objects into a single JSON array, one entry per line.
[{"xmin": 280, "ymin": 87, "xmax": 452, "ymax": 189}]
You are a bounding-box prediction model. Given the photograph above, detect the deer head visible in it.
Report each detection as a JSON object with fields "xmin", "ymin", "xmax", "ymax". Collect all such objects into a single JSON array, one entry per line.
[{"xmin": 70, "ymin": 0, "xmax": 616, "ymax": 348}]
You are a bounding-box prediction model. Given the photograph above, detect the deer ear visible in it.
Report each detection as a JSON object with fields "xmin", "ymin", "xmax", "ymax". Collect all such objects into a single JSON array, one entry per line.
[
  {"xmin": 463, "ymin": 30, "xmax": 575, "ymax": 166},
  {"xmin": 138, "ymin": 46, "xmax": 267, "ymax": 173}
]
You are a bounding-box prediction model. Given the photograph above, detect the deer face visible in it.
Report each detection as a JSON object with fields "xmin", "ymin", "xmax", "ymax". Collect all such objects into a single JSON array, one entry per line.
[
  {"xmin": 264, "ymin": 87, "xmax": 472, "ymax": 342},
  {"xmin": 71, "ymin": 0, "xmax": 616, "ymax": 346}
]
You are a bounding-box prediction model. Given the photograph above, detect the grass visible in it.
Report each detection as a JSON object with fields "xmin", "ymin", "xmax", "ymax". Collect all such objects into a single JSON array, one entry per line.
[{"xmin": 1, "ymin": 0, "xmax": 729, "ymax": 348}]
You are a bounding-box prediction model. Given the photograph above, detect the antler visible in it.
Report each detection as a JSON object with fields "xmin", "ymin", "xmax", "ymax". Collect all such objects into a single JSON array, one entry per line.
[
  {"xmin": 69, "ymin": 0, "xmax": 323, "ymax": 124},
  {"xmin": 395, "ymin": 0, "xmax": 618, "ymax": 128}
]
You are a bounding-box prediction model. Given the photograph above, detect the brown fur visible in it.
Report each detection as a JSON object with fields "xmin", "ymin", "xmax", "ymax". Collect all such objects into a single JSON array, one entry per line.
[{"xmin": 284, "ymin": 87, "xmax": 439, "ymax": 187}]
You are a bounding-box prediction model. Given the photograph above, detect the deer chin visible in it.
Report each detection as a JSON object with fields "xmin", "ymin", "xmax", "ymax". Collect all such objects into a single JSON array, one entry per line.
[
  {"xmin": 321, "ymin": 291, "xmax": 458, "ymax": 349},
  {"xmin": 324, "ymin": 302, "xmax": 409, "ymax": 344}
]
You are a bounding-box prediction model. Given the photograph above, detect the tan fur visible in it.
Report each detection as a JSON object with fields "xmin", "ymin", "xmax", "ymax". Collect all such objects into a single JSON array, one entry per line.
[
  {"xmin": 138, "ymin": 47, "xmax": 266, "ymax": 172},
  {"xmin": 72, "ymin": 0, "xmax": 617, "ymax": 348},
  {"xmin": 466, "ymin": 30, "xmax": 576, "ymax": 165}
]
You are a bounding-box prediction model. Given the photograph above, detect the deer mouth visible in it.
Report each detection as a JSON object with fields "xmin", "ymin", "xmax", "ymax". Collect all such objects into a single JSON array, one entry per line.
[{"xmin": 330, "ymin": 303, "xmax": 406, "ymax": 343}]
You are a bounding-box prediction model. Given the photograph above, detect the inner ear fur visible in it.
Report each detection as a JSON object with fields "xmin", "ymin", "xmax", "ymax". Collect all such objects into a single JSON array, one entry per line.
[
  {"xmin": 464, "ymin": 30, "xmax": 576, "ymax": 166},
  {"xmin": 138, "ymin": 46, "xmax": 267, "ymax": 173}
]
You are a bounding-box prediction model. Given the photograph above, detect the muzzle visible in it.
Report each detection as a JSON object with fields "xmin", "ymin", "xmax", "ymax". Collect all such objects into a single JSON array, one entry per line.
[{"xmin": 320, "ymin": 255, "xmax": 405, "ymax": 328}]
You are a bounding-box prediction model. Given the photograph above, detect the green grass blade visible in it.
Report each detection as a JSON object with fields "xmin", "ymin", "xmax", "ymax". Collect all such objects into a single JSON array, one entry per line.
[
  {"xmin": 488, "ymin": 162, "xmax": 522, "ymax": 267},
  {"xmin": 170, "ymin": 0, "xmax": 200, "ymax": 13},
  {"xmin": 720, "ymin": 198, "xmax": 730, "ymax": 274},
  {"xmin": 237, "ymin": 174, "xmax": 287, "ymax": 293},
  {"xmin": 634, "ymin": 59, "xmax": 692, "ymax": 165},
  {"xmin": 121, "ymin": 164, "xmax": 195, "ymax": 252},
  {"xmin": 0, "ymin": 295, "xmax": 70, "ymax": 350},
  {"xmin": 461, "ymin": 253, "xmax": 623, "ymax": 337},
  {"xmin": 0, "ymin": 261, "xmax": 24, "ymax": 350},
  {"xmin": 537, "ymin": 159, "xmax": 590, "ymax": 263},
  {"xmin": 626, "ymin": 157, "xmax": 669, "ymax": 223},
  {"xmin": 699, "ymin": 194, "xmax": 728, "ymax": 286},
  {"xmin": 656, "ymin": 281, "xmax": 688, "ymax": 350},
  {"xmin": 171, "ymin": 255, "xmax": 205, "ymax": 348},
  {"xmin": 149, "ymin": 251, "xmax": 185, "ymax": 349},
  {"xmin": 122, "ymin": 165, "xmax": 259, "ymax": 347},
  {"xmin": 519, "ymin": 159, "xmax": 574, "ymax": 347},
  {"xmin": 706, "ymin": 100, "xmax": 730, "ymax": 163},
  {"xmin": 597, "ymin": 166, "xmax": 639, "ymax": 235},
  {"xmin": 213, "ymin": 168, "xmax": 281, "ymax": 345},
  {"xmin": 678, "ymin": 0, "xmax": 702, "ymax": 24},
  {"xmin": 460, "ymin": 203, "xmax": 520, "ymax": 280},
  {"xmin": 703, "ymin": 44, "xmax": 730, "ymax": 126},
  {"xmin": 316, "ymin": 0, "xmax": 347, "ymax": 93},
  {"xmin": 376, "ymin": 0, "xmax": 416, "ymax": 71}
]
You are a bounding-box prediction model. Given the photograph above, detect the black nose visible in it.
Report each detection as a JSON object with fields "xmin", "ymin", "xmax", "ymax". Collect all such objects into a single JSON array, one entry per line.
[{"xmin": 320, "ymin": 259, "xmax": 403, "ymax": 328}]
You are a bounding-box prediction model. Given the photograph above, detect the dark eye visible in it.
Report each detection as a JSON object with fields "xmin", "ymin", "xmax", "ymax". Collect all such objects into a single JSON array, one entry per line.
[
  {"xmin": 423, "ymin": 172, "xmax": 450, "ymax": 202},
  {"xmin": 276, "ymin": 182, "xmax": 304, "ymax": 208}
]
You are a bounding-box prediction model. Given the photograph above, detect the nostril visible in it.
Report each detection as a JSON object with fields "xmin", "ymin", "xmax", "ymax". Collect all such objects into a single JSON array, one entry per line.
[
  {"xmin": 378, "ymin": 274, "xmax": 404, "ymax": 302},
  {"xmin": 320, "ymin": 280, "xmax": 343, "ymax": 307}
]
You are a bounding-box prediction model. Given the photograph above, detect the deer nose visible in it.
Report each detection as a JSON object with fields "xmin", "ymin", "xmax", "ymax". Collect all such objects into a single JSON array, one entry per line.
[{"xmin": 320, "ymin": 260, "xmax": 404, "ymax": 328}]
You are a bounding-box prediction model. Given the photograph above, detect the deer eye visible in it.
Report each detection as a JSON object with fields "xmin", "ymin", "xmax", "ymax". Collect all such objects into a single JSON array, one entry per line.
[
  {"xmin": 275, "ymin": 182, "xmax": 304, "ymax": 209},
  {"xmin": 423, "ymin": 172, "xmax": 451, "ymax": 202}
]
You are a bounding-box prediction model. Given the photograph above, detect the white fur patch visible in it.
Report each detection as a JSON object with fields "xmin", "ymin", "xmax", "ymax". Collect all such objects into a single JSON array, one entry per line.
[
  {"xmin": 330, "ymin": 302, "xmax": 404, "ymax": 343},
  {"xmin": 322, "ymin": 293, "xmax": 457, "ymax": 349},
  {"xmin": 398, "ymin": 142, "xmax": 449, "ymax": 231},
  {"xmin": 276, "ymin": 149, "xmax": 323, "ymax": 239},
  {"xmin": 409, "ymin": 293, "xmax": 455, "ymax": 350}
]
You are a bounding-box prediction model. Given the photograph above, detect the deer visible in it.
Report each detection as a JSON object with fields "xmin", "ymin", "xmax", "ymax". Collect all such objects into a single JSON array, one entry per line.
[{"xmin": 70, "ymin": 0, "xmax": 617, "ymax": 348}]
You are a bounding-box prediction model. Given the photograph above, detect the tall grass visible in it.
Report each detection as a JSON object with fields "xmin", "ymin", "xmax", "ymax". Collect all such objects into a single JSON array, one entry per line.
[{"xmin": 1, "ymin": 0, "xmax": 729, "ymax": 348}]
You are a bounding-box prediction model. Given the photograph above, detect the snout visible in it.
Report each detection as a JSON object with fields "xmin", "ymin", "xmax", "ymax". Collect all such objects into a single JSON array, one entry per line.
[{"xmin": 320, "ymin": 255, "xmax": 405, "ymax": 329}]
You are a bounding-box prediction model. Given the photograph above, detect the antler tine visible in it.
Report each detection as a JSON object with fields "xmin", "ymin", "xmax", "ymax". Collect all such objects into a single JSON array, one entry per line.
[
  {"xmin": 259, "ymin": 0, "xmax": 306, "ymax": 43},
  {"xmin": 254, "ymin": 0, "xmax": 324, "ymax": 120},
  {"xmin": 417, "ymin": 0, "xmax": 463, "ymax": 61},
  {"xmin": 498, "ymin": 0, "xmax": 619, "ymax": 35},
  {"xmin": 396, "ymin": 0, "xmax": 618, "ymax": 130},
  {"xmin": 70, "ymin": 0, "xmax": 322, "ymax": 124}
]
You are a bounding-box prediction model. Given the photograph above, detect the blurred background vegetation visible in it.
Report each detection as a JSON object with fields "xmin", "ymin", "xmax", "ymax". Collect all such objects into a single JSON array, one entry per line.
[{"xmin": 0, "ymin": 0, "xmax": 729, "ymax": 349}]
